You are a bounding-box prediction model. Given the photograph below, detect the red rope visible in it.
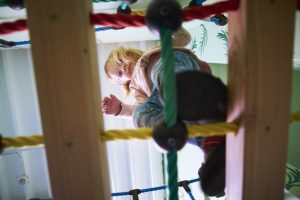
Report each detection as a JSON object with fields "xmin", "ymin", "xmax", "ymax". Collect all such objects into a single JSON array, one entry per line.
[
  {"xmin": 0, "ymin": 19, "xmax": 27, "ymax": 35},
  {"xmin": 91, "ymin": 0, "xmax": 239, "ymax": 28},
  {"xmin": 184, "ymin": 0, "xmax": 239, "ymax": 21},
  {"xmin": 90, "ymin": 13, "xmax": 145, "ymax": 27},
  {"xmin": 1, "ymin": 0, "xmax": 300, "ymax": 35}
]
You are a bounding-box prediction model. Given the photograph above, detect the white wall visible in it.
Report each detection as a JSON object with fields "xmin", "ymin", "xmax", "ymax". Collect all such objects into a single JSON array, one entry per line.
[
  {"xmin": 0, "ymin": 49, "xmax": 51, "ymax": 200},
  {"xmin": 0, "ymin": 41, "xmax": 167, "ymax": 200}
]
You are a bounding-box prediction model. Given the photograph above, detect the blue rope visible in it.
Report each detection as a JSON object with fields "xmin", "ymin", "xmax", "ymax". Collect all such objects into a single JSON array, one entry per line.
[
  {"xmin": 95, "ymin": 27, "xmax": 113, "ymax": 32},
  {"xmin": 15, "ymin": 41, "xmax": 31, "ymax": 45},
  {"xmin": 187, "ymin": 191, "xmax": 196, "ymax": 200},
  {"xmin": 1, "ymin": 27, "xmax": 113, "ymax": 48},
  {"xmin": 38, "ymin": 178, "xmax": 200, "ymax": 198},
  {"xmin": 112, "ymin": 178, "xmax": 200, "ymax": 196},
  {"xmin": 195, "ymin": 0, "xmax": 206, "ymax": 5},
  {"xmin": 210, "ymin": 17, "xmax": 220, "ymax": 25}
]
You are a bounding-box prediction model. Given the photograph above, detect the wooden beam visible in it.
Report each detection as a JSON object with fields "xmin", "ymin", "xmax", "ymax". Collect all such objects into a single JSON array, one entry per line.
[
  {"xmin": 227, "ymin": 0, "xmax": 297, "ymax": 199},
  {"xmin": 26, "ymin": 1, "xmax": 111, "ymax": 199}
]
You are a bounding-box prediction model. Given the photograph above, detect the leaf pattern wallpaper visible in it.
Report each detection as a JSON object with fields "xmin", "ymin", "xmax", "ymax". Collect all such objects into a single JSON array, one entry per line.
[
  {"xmin": 188, "ymin": 23, "xmax": 228, "ymax": 64},
  {"xmin": 187, "ymin": 22, "xmax": 300, "ymax": 199}
]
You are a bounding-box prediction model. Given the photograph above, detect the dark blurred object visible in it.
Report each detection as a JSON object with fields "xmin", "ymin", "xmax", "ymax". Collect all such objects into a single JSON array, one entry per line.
[
  {"xmin": 145, "ymin": 0, "xmax": 183, "ymax": 33},
  {"xmin": 5, "ymin": 0, "xmax": 25, "ymax": 10},
  {"xmin": 199, "ymin": 140, "xmax": 226, "ymax": 196},
  {"xmin": 176, "ymin": 71, "xmax": 227, "ymax": 122},
  {"xmin": 0, "ymin": 39, "xmax": 16, "ymax": 48},
  {"xmin": 210, "ymin": 14, "xmax": 228, "ymax": 26},
  {"xmin": 152, "ymin": 120, "xmax": 188, "ymax": 152}
]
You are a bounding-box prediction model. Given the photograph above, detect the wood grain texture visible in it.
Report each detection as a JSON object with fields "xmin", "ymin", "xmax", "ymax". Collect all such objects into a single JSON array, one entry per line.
[
  {"xmin": 26, "ymin": 1, "xmax": 111, "ymax": 199},
  {"xmin": 226, "ymin": 0, "xmax": 297, "ymax": 199}
]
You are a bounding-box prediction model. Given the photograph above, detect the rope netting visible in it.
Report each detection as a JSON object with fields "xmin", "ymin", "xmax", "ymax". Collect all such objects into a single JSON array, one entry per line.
[
  {"xmin": 1, "ymin": 1, "xmax": 300, "ymax": 199},
  {"xmin": 28, "ymin": 178, "xmax": 200, "ymax": 200},
  {"xmin": 0, "ymin": 10, "xmax": 146, "ymax": 48},
  {"xmin": 1, "ymin": 111, "xmax": 299, "ymax": 150},
  {"xmin": 1, "ymin": 0, "xmax": 300, "ymax": 35},
  {"xmin": 0, "ymin": 0, "xmax": 239, "ymax": 35}
]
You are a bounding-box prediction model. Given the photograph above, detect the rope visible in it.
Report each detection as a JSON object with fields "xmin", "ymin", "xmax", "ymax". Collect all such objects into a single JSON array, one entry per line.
[
  {"xmin": 35, "ymin": 178, "xmax": 199, "ymax": 199},
  {"xmin": 90, "ymin": 0, "xmax": 239, "ymax": 28},
  {"xmin": 0, "ymin": 19, "xmax": 27, "ymax": 35},
  {"xmin": 1, "ymin": 111, "xmax": 300, "ymax": 150},
  {"xmin": 2, "ymin": 0, "xmax": 300, "ymax": 35},
  {"xmin": 131, "ymin": 10, "xmax": 146, "ymax": 16},
  {"xmin": 160, "ymin": 27, "xmax": 179, "ymax": 200},
  {"xmin": 1, "ymin": 27, "xmax": 113, "ymax": 48},
  {"xmin": 111, "ymin": 178, "xmax": 200, "ymax": 196},
  {"xmin": 0, "ymin": 0, "xmax": 6, "ymax": 7},
  {"xmin": 187, "ymin": 191, "xmax": 196, "ymax": 200},
  {"xmin": 0, "ymin": 10, "xmax": 144, "ymax": 47},
  {"xmin": 160, "ymin": 28, "xmax": 177, "ymax": 127},
  {"xmin": 1, "ymin": 0, "xmax": 239, "ymax": 35}
]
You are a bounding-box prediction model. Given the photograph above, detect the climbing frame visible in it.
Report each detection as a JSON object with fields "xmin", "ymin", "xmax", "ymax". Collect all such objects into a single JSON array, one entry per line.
[
  {"xmin": 20, "ymin": 0, "xmax": 299, "ymax": 199},
  {"xmin": 26, "ymin": 0, "xmax": 111, "ymax": 199},
  {"xmin": 227, "ymin": 0, "xmax": 297, "ymax": 199}
]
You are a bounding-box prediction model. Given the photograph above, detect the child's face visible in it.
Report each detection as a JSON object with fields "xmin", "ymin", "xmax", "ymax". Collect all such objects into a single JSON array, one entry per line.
[{"xmin": 106, "ymin": 59, "xmax": 136, "ymax": 86}]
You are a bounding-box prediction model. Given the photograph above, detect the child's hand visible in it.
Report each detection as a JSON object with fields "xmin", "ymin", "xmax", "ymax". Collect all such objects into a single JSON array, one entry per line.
[{"xmin": 102, "ymin": 94, "xmax": 122, "ymax": 116}]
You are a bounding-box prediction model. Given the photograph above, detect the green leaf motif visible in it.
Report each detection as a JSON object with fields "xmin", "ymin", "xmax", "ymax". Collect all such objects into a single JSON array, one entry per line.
[
  {"xmin": 286, "ymin": 165, "xmax": 300, "ymax": 190},
  {"xmin": 217, "ymin": 30, "xmax": 228, "ymax": 43},
  {"xmin": 217, "ymin": 30, "xmax": 228, "ymax": 52},
  {"xmin": 198, "ymin": 24, "xmax": 208, "ymax": 55},
  {"xmin": 191, "ymin": 37, "xmax": 198, "ymax": 53}
]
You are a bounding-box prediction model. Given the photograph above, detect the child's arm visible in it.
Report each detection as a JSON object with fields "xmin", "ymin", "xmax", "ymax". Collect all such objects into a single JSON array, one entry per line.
[{"xmin": 102, "ymin": 94, "xmax": 137, "ymax": 117}]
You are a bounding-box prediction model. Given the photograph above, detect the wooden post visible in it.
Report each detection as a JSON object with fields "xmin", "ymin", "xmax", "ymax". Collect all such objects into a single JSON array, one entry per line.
[
  {"xmin": 26, "ymin": 1, "xmax": 111, "ymax": 199},
  {"xmin": 227, "ymin": 0, "xmax": 297, "ymax": 199}
]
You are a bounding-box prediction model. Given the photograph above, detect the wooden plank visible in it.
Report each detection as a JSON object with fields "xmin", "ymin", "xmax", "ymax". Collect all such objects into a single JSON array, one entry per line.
[
  {"xmin": 26, "ymin": 1, "xmax": 111, "ymax": 199},
  {"xmin": 226, "ymin": 0, "xmax": 297, "ymax": 199}
]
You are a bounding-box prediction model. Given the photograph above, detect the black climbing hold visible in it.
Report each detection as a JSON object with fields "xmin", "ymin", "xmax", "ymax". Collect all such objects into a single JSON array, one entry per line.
[
  {"xmin": 5, "ymin": 0, "xmax": 25, "ymax": 10},
  {"xmin": 210, "ymin": 14, "xmax": 228, "ymax": 26},
  {"xmin": 178, "ymin": 180, "xmax": 191, "ymax": 193},
  {"xmin": 175, "ymin": 71, "xmax": 227, "ymax": 122},
  {"xmin": 152, "ymin": 120, "xmax": 188, "ymax": 152},
  {"xmin": 0, "ymin": 39, "xmax": 16, "ymax": 48},
  {"xmin": 198, "ymin": 140, "xmax": 226, "ymax": 196},
  {"xmin": 128, "ymin": 189, "xmax": 141, "ymax": 200},
  {"xmin": 188, "ymin": 0, "xmax": 201, "ymax": 7},
  {"xmin": 145, "ymin": 0, "xmax": 183, "ymax": 33},
  {"xmin": 110, "ymin": 26, "xmax": 125, "ymax": 30},
  {"xmin": 117, "ymin": 4, "xmax": 132, "ymax": 15},
  {"xmin": 0, "ymin": 134, "xmax": 3, "ymax": 154}
]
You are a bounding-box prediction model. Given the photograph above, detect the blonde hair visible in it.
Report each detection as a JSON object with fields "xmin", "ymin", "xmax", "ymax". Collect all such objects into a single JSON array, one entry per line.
[{"xmin": 104, "ymin": 46, "xmax": 143, "ymax": 95}]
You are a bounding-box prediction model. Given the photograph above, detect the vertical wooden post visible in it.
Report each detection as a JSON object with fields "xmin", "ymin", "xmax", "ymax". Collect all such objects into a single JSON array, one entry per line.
[
  {"xmin": 227, "ymin": 0, "xmax": 297, "ymax": 199},
  {"xmin": 26, "ymin": 1, "xmax": 111, "ymax": 199}
]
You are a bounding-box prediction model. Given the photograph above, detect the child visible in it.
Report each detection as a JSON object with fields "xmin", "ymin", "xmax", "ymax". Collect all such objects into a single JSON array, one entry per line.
[
  {"xmin": 102, "ymin": 27, "xmax": 212, "ymax": 127},
  {"xmin": 101, "ymin": 28, "xmax": 226, "ymax": 196}
]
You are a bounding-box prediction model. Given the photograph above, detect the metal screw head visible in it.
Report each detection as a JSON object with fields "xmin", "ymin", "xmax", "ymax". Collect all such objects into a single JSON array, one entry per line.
[{"xmin": 18, "ymin": 175, "xmax": 29, "ymax": 185}]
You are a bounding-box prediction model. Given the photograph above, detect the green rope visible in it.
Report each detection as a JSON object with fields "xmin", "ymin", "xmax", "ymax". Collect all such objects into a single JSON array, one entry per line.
[
  {"xmin": 167, "ymin": 151, "xmax": 178, "ymax": 200},
  {"xmin": 160, "ymin": 28, "xmax": 177, "ymax": 127},
  {"xmin": 160, "ymin": 28, "xmax": 178, "ymax": 200},
  {"xmin": 0, "ymin": 0, "xmax": 7, "ymax": 7}
]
